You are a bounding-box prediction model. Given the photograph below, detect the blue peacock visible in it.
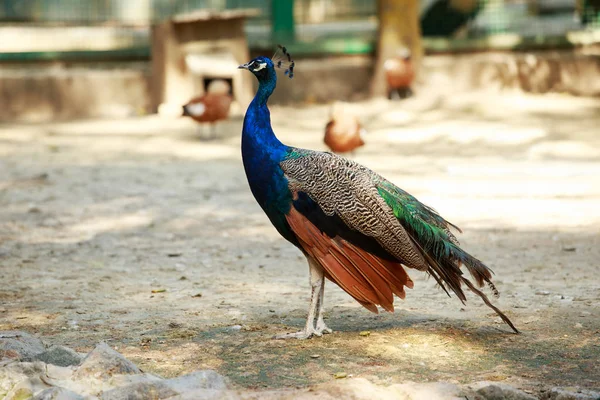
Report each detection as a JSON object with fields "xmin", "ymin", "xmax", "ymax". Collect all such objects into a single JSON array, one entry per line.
[{"xmin": 238, "ymin": 46, "xmax": 518, "ymax": 339}]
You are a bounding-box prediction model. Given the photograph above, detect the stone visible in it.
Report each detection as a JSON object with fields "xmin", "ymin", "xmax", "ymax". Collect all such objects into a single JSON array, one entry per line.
[
  {"xmin": 473, "ymin": 382, "xmax": 537, "ymax": 400},
  {"xmin": 73, "ymin": 342, "xmax": 141, "ymax": 381},
  {"xmin": 168, "ymin": 389, "xmax": 238, "ymax": 400},
  {"xmin": 45, "ymin": 363, "xmax": 76, "ymax": 381},
  {"xmin": 0, "ymin": 331, "xmax": 46, "ymax": 361},
  {"xmin": 0, "ymin": 361, "xmax": 49, "ymax": 399},
  {"xmin": 108, "ymin": 373, "xmax": 165, "ymax": 388},
  {"xmin": 4, "ymin": 386, "xmax": 35, "ymax": 400},
  {"xmin": 164, "ymin": 370, "xmax": 228, "ymax": 392},
  {"xmin": 282, "ymin": 379, "xmax": 474, "ymax": 400},
  {"xmin": 2, "ymin": 372, "xmax": 45, "ymax": 400},
  {"xmin": 33, "ymin": 387, "xmax": 85, "ymax": 400},
  {"xmin": 61, "ymin": 372, "xmax": 163, "ymax": 398},
  {"xmin": 543, "ymin": 387, "xmax": 600, "ymax": 400},
  {"xmin": 35, "ymin": 345, "xmax": 83, "ymax": 367},
  {"xmin": 394, "ymin": 381, "xmax": 475, "ymax": 400},
  {"xmin": 100, "ymin": 381, "xmax": 177, "ymax": 400}
]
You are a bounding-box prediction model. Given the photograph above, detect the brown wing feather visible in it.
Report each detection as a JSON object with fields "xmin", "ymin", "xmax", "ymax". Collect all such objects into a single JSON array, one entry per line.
[
  {"xmin": 330, "ymin": 239, "xmax": 394, "ymax": 311},
  {"xmin": 286, "ymin": 207, "xmax": 413, "ymax": 313}
]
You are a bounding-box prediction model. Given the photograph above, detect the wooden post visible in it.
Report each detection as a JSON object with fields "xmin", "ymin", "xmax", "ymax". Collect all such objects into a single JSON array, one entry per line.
[{"xmin": 370, "ymin": 0, "xmax": 423, "ymax": 97}]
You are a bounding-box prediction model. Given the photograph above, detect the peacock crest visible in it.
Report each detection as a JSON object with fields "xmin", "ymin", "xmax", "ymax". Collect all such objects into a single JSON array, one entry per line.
[{"xmin": 272, "ymin": 45, "xmax": 295, "ymax": 78}]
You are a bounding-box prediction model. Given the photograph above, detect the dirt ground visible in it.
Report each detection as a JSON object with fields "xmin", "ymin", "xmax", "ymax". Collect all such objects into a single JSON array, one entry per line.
[{"xmin": 1, "ymin": 91, "xmax": 599, "ymax": 395}]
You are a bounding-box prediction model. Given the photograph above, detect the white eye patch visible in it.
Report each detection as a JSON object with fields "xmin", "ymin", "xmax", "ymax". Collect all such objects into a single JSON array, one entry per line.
[{"xmin": 252, "ymin": 62, "xmax": 267, "ymax": 72}]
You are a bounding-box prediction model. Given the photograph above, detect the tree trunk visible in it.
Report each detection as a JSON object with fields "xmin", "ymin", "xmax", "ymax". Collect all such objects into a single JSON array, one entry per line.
[{"xmin": 370, "ymin": 0, "xmax": 423, "ymax": 97}]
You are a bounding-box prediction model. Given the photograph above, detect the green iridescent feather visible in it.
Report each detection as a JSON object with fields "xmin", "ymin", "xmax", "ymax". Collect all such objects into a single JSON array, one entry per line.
[{"xmin": 376, "ymin": 179, "xmax": 496, "ymax": 297}]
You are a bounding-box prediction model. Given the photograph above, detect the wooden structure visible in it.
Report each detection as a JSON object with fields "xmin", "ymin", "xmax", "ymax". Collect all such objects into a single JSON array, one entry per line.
[{"xmin": 151, "ymin": 9, "xmax": 259, "ymax": 114}]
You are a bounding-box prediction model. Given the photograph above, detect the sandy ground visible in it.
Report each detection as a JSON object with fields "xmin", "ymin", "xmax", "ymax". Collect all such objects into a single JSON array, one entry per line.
[{"xmin": 1, "ymin": 91, "xmax": 599, "ymax": 395}]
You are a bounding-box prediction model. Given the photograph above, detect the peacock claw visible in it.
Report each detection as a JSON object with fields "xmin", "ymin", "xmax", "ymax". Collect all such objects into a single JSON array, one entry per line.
[
  {"xmin": 274, "ymin": 328, "xmax": 321, "ymax": 340},
  {"xmin": 315, "ymin": 320, "xmax": 332, "ymax": 335}
]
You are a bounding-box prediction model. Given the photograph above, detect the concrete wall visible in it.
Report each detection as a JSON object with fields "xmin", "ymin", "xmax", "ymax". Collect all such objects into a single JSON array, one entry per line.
[
  {"xmin": 0, "ymin": 50, "xmax": 598, "ymax": 122},
  {"xmin": 0, "ymin": 62, "xmax": 150, "ymax": 122},
  {"xmin": 421, "ymin": 51, "xmax": 600, "ymax": 97}
]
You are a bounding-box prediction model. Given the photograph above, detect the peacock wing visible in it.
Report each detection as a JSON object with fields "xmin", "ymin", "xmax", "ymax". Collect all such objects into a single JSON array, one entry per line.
[
  {"xmin": 280, "ymin": 149, "xmax": 430, "ymax": 272},
  {"xmin": 280, "ymin": 149, "xmax": 416, "ymax": 312}
]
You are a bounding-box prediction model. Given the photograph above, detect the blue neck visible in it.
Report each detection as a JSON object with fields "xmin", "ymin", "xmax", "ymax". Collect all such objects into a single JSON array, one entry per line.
[
  {"xmin": 240, "ymin": 65, "xmax": 298, "ymax": 246},
  {"xmin": 242, "ymin": 69, "xmax": 287, "ymax": 154},
  {"xmin": 251, "ymin": 70, "xmax": 277, "ymax": 107},
  {"xmin": 241, "ymin": 68, "xmax": 291, "ymax": 211}
]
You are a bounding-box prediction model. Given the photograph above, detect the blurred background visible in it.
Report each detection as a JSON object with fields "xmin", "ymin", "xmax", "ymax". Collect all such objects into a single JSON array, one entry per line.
[
  {"xmin": 1, "ymin": 2, "xmax": 599, "ymax": 395},
  {"xmin": 0, "ymin": 0, "xmax": 598, "ymax": 121}
]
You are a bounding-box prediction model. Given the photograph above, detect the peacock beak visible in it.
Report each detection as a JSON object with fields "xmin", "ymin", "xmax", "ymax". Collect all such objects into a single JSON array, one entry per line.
[{"xmin": 238, "ymin": 63, "xmax": 250, "ymax": 70}]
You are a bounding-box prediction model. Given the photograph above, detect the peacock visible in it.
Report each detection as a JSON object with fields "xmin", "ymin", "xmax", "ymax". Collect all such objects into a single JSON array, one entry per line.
[{"xmin": 238, "ymin": 46, "xmax": 518, "ymax": 339}]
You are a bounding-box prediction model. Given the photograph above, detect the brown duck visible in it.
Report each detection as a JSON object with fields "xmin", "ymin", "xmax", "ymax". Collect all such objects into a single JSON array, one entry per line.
[
  {"xmin": 182, "ymin": 79, "xmax": 233, "ymax": 139},
  {"xmin": 323, "ymin": 102, "xmax": 366, "ymax": 154}
]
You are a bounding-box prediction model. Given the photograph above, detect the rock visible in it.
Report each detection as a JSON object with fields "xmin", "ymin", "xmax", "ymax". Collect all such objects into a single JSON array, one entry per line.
[
  {"xmin": 0, "ymin": 361, "xmax": 50, "ymax": 398},
  {"xmin": 107, "ymin": 373, "xmax": 164, "ymax": 388},
  {"xmin": 100, "ymin": 381, "xmax": 177, "ymax": 400},
  {"xmin": 2, "ymin": 365, "xmax": 50, "ymax": 400},
  {"xmin": 59, "ymin": 372, "xmax": 162, "ymax": 399},
  {"xmin": 164, "ymin": 370, "xmax": 228, "ymax": 392},
  {"xmin": 167, "ymin": 389, "xmax": 238, "ymax": 400},
  {"xmin": 0, "ymin": 331, "xmax": 46, "ymax": 361},
  {"xmin": 33, "ymin": 387, "xmax": 85, "ymax": 400},
  {"xmin": 292, "ymin": 379, "xmax": 473, "ymax": 400},
  {"xmin": 45, "ymin": 363, "xmax": 76, "ymax": 382},
  {"xmin": 4, "ymin": 386, "xmax": 35, "ymax": 400},
  {"xmin": 394, "ymin": 381, "xmax": 475, "ymax": 400},
  {"xmin": 473, "ymin": 382, "xmax": 537, "ymax": 400},
  {"xmin": 35, "ymin": 345, "xmax": 83, "ymax": 367},
  {"xmin": 73, "ymin": 342, "xmax": 141, "ymax": 381},
  {"xmin": 543, "ymin": 387, "xmax": 600, "ymax": 400}
]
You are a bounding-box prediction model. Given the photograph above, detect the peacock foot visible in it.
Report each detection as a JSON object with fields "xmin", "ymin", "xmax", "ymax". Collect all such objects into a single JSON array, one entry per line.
[
  {"xmin": 274, "ymin": 327, "xmax": 322, "ymax": 340},
  {"xmin": 315, "ymin": 319, "xmax": 333, "ymax": 335}
]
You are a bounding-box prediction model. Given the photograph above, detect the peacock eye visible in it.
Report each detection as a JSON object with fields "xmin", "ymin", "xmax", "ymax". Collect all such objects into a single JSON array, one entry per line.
[
  {"xmin": 252, "ymin": 62, "xmax": 267, "ymax": 72},
  {"xmin": 248, "ymin": 61, "xmax": 257, "ymax": 69}
]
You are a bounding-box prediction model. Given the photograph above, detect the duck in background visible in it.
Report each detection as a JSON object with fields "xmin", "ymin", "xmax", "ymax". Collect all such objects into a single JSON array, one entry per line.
[
  {"xmin": 323, "ymin": 102, "xmax": 366, "ymax": 155},
  {"xmin": 384, "ymin": 48, "xmax": 415, "ymax": 100},
  {"xmin": 182, "ymin": 79, "xmax": 233, "ymax": 140}
]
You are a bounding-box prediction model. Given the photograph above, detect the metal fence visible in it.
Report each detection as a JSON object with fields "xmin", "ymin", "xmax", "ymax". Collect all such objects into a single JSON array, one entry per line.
[
  {"xmin": 0, "ymin": 0, "xmax": 268, "ymax": 24},
  {"xmin": 0, "ymin": 0, "xmax": 598, "ymax": 59}
]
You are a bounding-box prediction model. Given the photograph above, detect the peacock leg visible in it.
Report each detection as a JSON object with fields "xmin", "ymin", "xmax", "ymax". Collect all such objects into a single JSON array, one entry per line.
[
  {"xmin": 315, "ymin": 277, "xmax": 332, "ymax": 335},
  {"xmin": 274, "ymin": 257, "xmax": 324, "ymax": 339}
]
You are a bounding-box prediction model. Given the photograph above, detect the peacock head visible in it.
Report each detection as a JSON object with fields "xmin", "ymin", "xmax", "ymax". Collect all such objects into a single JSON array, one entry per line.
[{"xmin": 238, "ymin": 45, "xmax": 295, "ymax": 83}]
